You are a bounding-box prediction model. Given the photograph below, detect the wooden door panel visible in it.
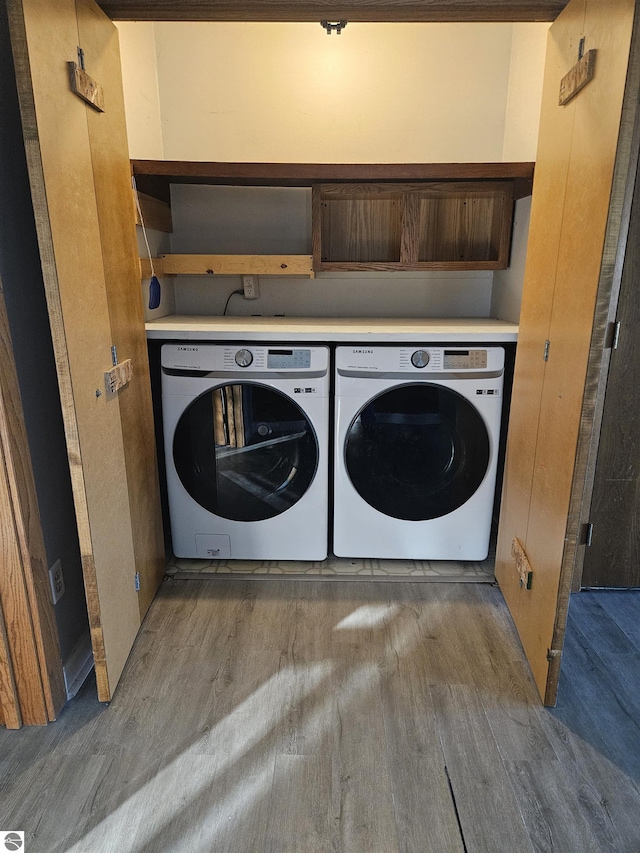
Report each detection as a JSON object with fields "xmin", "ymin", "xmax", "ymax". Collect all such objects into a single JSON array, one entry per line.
[
  {"xmin": 0, "ymin": 599, "xmax": 22, "ymax": 729},
  {"xmin": 8, "ymin": 0, "xmax": 142, "ymax": 700},
  {"xmin": 496, "ymin": 0, "xmax": 636, "ymax": 703},
  {"xmin": 0, "ymin": 278, "xmax": 66, "ymax": 724},
  {"xmin": 495, "ymin": 0, "xmax": 585, "ymax": 648},
  {"xmin": 76, "ymin": 0, "xmax": 165, "ymax": 617},
  {"xmin": 522, "ymin": 0, "xmax": 635, "ymax": 698}
]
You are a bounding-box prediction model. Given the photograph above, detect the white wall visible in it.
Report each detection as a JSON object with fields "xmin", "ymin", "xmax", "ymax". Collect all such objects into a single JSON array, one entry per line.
[
  {"xmin": 491, "ymin": 197, "xmax": 532, "ymax": 322},
  {"xmin": 167, "ymin": 185, "xmax": 492, "ymax": 319},
  {"xmin": 153, "ymin": 22, "xmax": 514, "ymax": 163},
  {"xmin": 502, "ymin": 23, "xmax": 549, "ymax": 161},
  {"xmin": 117, "ymin": 21, "xmax": 549, "ymax": 164},
  {"xmin": 117, "ymin": 22, "xmax": 164, "ymax": 160}
]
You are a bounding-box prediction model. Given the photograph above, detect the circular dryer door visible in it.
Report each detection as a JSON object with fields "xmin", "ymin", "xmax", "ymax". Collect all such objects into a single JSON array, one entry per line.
[
  {"xmin": 173, "ymin": 383, "xmax": 318, "ymax": 521},
  {"xmin": 344, "ymin": 383, "xmax": 490, "ymax": 521}
]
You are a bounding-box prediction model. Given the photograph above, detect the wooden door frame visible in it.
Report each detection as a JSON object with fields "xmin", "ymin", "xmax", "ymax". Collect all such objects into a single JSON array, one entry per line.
[
  {"xmin": 547, "ymin": 3, "xmax": 640, "ymax": 690},
  {"xmin": 567, "ymin": 16, "xmax": 640, "ymax": 592},
  {"xmin": 0, "ymin": 274, "xmax": 66, "ymax": 727}
]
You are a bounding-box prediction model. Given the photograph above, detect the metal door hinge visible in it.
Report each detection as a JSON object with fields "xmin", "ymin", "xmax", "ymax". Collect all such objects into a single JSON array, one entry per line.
[
  {"xmin": 134, "ymin": 572, "xmax": 140, "ymax": 592},
  {"xmin": 585, "ymin": 522, "xmax": 594, "ymax": 547},
  {"xmin": 547, "ymin": 648, "xmax": 561, "ymax": 663},
  {"xmin": 543, "ymin": 340, "xmax": 550, "ymax": 361},
  {"xmin": 612, "ymin": 321, "xmax": 621, "ymax": 350},
  {"xmin": 111, "ymin": 345, "xmax": 118, "ymax": 366}
]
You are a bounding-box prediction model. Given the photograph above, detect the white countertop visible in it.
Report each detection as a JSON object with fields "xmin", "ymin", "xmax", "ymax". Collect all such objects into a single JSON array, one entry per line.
[{"xmin": 145, "ymin": 315, "xmax": 519, "ymax": 342}]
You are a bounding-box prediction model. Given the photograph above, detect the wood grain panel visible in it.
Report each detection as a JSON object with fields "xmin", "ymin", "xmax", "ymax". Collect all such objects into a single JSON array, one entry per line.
[
  {"xmin": 494, "ymin": 0, "xmax": 586, "ymax": 689},
  {"xmin": 0, "ymin": 277, "xmax": 65, "ymax": 723},
  {"xmin": 0, "ymin": 570, "xmax": 23, "ymax": 729},
  {"xmin": 315, "ymin": 181, "xmax": 514, "ymax": 270},
  {"xmin": 76, "ymin": 0, "xmax": 165, "ymax": 619},
  {"xmin": 496, "ymin": 0, "xmax": 636, "ymax": 702},
  {"xmin": 151, "ymin": 254, "xmax": 314, "ymax": 277},
  {"xmin": 96, "ymin": 0, "xmax": 568, "ymax": 22},
  {"xmin": 0, "ymin": 419, "xmax": 47, "ymax": 725},
  {"xmin": 321, "ymin": 198, "xmax": 402, "ymax": 263},
  {"xmin": 8, "ymin": 0, "xmax": 142, "ymax": 700},
  {"xmin": 524, "ymin": 0, "xmax": 635, "ymax": 700},
  {"xmin": 134, "ymin": 190, "xmax": 172, "ymax": 233},
  {"xmin": 418, "ymin": 195, "xmax": 500, "ymax": 262}
]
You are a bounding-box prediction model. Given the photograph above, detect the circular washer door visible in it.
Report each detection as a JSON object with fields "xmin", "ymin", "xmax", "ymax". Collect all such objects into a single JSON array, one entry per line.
[
  {"xmin": 173, "ymin": 383, "xmax": 319, "ymax": 521},
  {"xmin": 344, "ymin": 383, "xmax": 490, "ymax": 521}
]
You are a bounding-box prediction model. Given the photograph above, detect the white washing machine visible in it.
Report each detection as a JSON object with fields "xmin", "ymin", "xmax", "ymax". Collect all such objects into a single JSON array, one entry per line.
[
  {"xmin": 333, "ymin": 345, "xmax": 505, "ymax": 560},
  {"xmin": 162, "ymin": 343, "xmax": 329, "ymax": 560}
]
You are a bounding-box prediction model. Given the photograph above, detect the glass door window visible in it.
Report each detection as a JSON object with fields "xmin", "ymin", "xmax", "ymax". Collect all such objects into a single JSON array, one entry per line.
[
  {"xmin": 173, "ymin": 383, "xmax": 318, "ymax": 521},
  {"xmin": 345, "ymin": 384, "xmax": 490, "ymax": 520}
]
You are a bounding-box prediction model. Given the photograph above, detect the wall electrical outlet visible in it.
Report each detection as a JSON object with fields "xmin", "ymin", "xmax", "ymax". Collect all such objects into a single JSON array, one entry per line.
[
  {"xmin": 242, "ymin": 275, "xmax": 260, "ymax": 299},
  {"xmin": 49, "ymin": 559, "xmax": 65, "ymax": 605}
]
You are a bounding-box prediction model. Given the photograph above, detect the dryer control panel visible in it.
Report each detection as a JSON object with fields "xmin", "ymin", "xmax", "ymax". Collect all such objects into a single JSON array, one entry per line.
[{"xmin": 336, "ymin": 346, "xmax": 504, "ymax": 375}]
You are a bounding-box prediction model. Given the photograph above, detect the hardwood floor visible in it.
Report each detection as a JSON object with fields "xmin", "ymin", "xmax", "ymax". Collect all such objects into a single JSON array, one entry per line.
[{"xmin": 0, "ymin": 581, "xmax": 639, "ymax": 852}]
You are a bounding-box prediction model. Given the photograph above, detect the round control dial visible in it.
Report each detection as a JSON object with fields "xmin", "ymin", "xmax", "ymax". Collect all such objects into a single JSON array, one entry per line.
[
  {"xmin": 411, "ymin": 350, "xmax": 430, "ymax": 368},
  {"xmin": 234, "ymin": 348, "xmax": 254, "ymax": 368}
]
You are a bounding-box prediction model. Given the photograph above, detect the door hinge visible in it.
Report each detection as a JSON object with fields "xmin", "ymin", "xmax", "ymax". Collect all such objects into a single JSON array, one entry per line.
[
  {"xmin": 547, "ymin": 648, "xmax": 562, "ymax": 663},
  {"xmin": 543, "ymin": 340, "xmax": 550, "ymax": 361},
  {"xmin": 611, "ymin": 321, "xmax": 621, "ymax": 350},
  {"xmin": 111, "ymin": 345, "xmax": 118, "ymax": 366},
  {"xmin": 134, "ymin": 572, "xmax": 140, "ymax": 592},
  {"xmin": 585, "ymin": 522, "xmax": 594, "ymax": 547}
]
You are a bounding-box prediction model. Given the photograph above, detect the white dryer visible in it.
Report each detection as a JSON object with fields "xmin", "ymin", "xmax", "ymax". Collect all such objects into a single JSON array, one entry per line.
[
  {"xmin": 333, "ymin": 345, "xmax": 505, "ymax": 560},
  {"xmin": 162, "ymin": 343, "xmax": 329, "ymax": 560}
]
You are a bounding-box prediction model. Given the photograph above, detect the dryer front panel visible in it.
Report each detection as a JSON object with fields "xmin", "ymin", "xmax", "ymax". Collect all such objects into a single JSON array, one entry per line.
[
  {"xmin": 344, "ymin": 383, "xmax": 490, "ymax": 521},
  {"xmin": 173, "ymin": 382, "xmax": 319, "ymax": 522}
]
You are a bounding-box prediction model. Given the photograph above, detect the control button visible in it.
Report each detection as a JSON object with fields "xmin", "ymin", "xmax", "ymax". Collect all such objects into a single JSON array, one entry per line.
[
  {"xmin": 411, "ymin": 350, "xmax": 430, "ymax": 368},
  {"xmin": 235, "ymin": 348, "xmax": 253, "ymax": 368}
]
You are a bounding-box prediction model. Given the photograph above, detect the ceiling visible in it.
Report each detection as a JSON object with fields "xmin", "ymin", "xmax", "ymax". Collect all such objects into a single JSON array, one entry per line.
[{"xmin": 97, "ymin": 0, "xmax": 569, "ymax": 23}]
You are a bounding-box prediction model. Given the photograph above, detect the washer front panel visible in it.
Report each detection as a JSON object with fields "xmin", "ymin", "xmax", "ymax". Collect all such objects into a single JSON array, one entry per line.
[{"xmin": 162, "ymin": 343, "xmax": 329, "ymax": 560}]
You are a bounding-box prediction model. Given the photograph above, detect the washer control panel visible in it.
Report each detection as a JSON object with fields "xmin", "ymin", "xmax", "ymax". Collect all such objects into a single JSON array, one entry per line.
[
  {"xmin": 442, "ymin": 349, "xmax": 487, "ymax": 370},
  {"xmin": 162, "ymin": 343, "xmax": 327, "ymax": 373},
  {"xmin": 266, "ymin": 349, "xmax": 312, "ymax": 369}
]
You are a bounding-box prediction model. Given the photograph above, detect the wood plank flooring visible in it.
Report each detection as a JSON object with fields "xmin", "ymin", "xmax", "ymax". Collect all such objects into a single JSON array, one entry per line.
[{"xmin": 1, "ymin": 581, "xmax": 639, "ymax": 852}]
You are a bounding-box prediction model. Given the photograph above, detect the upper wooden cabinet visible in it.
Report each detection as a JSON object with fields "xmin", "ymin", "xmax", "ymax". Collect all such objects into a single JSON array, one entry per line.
[
  {"xmin": 312, "ymin": 181, "xmax": 514, "ymax": 272},
  {"xmin": 131, "ymin": 160, "xmax": 533, "ymax": 274}
]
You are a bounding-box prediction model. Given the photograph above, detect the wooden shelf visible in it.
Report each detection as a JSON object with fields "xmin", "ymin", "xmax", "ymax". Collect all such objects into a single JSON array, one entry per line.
[
  {"xmin": 131, "ymin": 162, "xmax": 534, "ymax": 272},
  {"xmin": 131, "ymin": 160, "xmax": 534, "ymax": 196},
  {"xmin": 100, "ymin": 2, "xmax": 566, "ymax": 24},
  {"xmin": 139, "ymin": 254, "xmax": 314, "ymax": 279}
]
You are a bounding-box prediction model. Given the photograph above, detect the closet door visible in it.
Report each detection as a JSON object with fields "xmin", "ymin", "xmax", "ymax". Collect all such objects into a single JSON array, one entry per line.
[
  {"xmin": 495, "ymin": 0, "xmax": 637, "ymax": 704},
  {"xmin": 7, "ymin": 0, "xmax": 164, "ymax": 702}
]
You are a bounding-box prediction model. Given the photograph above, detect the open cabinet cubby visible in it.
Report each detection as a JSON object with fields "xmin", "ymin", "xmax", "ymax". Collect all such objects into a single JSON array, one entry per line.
[{"xmin": 312, "ymin": 182, "xmax": 514, "ymax": 271}]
